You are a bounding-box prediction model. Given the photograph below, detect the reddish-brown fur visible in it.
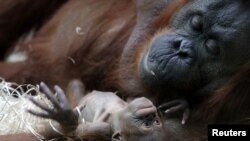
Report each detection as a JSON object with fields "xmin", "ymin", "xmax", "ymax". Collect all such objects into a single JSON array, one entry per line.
[
  {"xmin": 0, "ymin": 0, "xmax": 187, "ymax": 100},
  {"xmin": 0, "ymin": 0, "xmax": 67, "ymax": 60},
  {"xmin": 194, "ymin": 63, "xmax": 250, "ymax": 124},
  {"xmin": 1, "ymin": 0, "xmax": 135, "ymax": 90}
]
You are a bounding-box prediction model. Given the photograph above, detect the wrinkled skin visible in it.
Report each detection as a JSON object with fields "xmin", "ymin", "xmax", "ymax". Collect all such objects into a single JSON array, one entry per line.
[
  {"xmin": 0, "ymin": 0, "xmax": 249, "ymax": 135},
  {"xmin": 139, "ymin": 0, "xmax": 250, "ymax": 122},
  {"xmin": 28, "ymin": 80, "xmax": 166, "ymax": 141},
  {"xmin": 140, "ymin": 0, "xmax": 250, "ymax": 95},
  {"xmin": 113, "ymin": 97, "xmax": 165, "ymax": 141}
]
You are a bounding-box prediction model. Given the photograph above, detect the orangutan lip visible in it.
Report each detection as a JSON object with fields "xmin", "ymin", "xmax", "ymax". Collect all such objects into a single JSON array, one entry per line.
[{"xmin": 143, "ymin": 52, "xmax": 156, "ymax": 77}]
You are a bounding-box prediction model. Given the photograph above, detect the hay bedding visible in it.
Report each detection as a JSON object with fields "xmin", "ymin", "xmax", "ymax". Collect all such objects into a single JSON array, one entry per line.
[
  {"xmin": 0, "ymin": 78, "xmax": 108, "ymax": 141},
  {"xmin": 0, "ymin": 78, "xmax": 52, "ymax": 139}
]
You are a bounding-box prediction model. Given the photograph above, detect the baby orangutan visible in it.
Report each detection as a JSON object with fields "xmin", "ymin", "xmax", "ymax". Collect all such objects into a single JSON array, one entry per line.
[{"xmin": 27, "ymin": 80, "xmax": 166, "ymax": 141}]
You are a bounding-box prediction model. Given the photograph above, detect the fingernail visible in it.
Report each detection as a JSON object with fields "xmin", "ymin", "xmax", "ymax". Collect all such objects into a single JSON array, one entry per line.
[
  {"xmin": 165, "ymin": 109, "xmax": 170, "ymax": 113},
  {"xmin": 182, "ymin": 119, "xmax": 185, "ymax": 125}
]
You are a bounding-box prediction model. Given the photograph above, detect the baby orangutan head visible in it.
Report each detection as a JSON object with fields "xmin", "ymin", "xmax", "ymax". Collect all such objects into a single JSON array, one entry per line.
[{"xmin": 112, "ymin": 97, "xmax": 166, "ymax": 141}]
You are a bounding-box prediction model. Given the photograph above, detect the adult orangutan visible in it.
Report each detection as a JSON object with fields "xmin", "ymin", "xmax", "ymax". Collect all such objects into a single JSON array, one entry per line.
[
  {"xmin": 0, "ymin": 0, "xmax": 189, "ymax": 113},
  {"xmin": 0, "ymin": 0, "xmax": 250, "ymax": 137}
]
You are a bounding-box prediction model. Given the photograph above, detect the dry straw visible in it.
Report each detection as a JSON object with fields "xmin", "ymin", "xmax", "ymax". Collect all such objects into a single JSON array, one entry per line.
[{"xmin": 0, "ymin": 78, "xmax": 50, "ymax": 140}]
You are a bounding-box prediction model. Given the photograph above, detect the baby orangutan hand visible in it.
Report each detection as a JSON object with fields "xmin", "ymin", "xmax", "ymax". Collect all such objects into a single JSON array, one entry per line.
[{"xmin": 27, "ymin": 82, "xmax": 79, "ymax": 132}]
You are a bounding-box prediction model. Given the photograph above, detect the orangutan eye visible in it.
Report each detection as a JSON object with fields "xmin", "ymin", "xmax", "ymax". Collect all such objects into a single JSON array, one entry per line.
[
  {"xmin": 190, "ymin": 15, "xmax": 203, "ymax": 32},
  {"xmin": 205, "ymin": 39, "xmax": 220, "ymax": 55},
  {"xmin": 141, "ymin": 114, "xmax": 158, "ymax": 127},
  {"xmin": 154, "ymin": 119, "xmax": 160, "ymax": 125},
  {"xmin": 143, "ymin": 121, "xmax": 151, "ymax": 127}
]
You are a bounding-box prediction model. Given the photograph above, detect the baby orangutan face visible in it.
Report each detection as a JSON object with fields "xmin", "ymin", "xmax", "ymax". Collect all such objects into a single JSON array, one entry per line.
[{"xmin": 112, "ymin": 97, "xmax": 165, "ymax": 141}]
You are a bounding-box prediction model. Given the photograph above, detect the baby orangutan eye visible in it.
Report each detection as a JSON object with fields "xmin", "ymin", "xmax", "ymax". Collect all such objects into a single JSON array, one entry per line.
[
  {"xmin": 144, "ymin": 121, "xmax": 151, "ymax": 127},
  {"xmin": 154, "ymin": 119, "xmax": 160, "ymax": 125},
  {"xmin": 141, "ymin": 114, "xmax": 158, "ymax": 127}
]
